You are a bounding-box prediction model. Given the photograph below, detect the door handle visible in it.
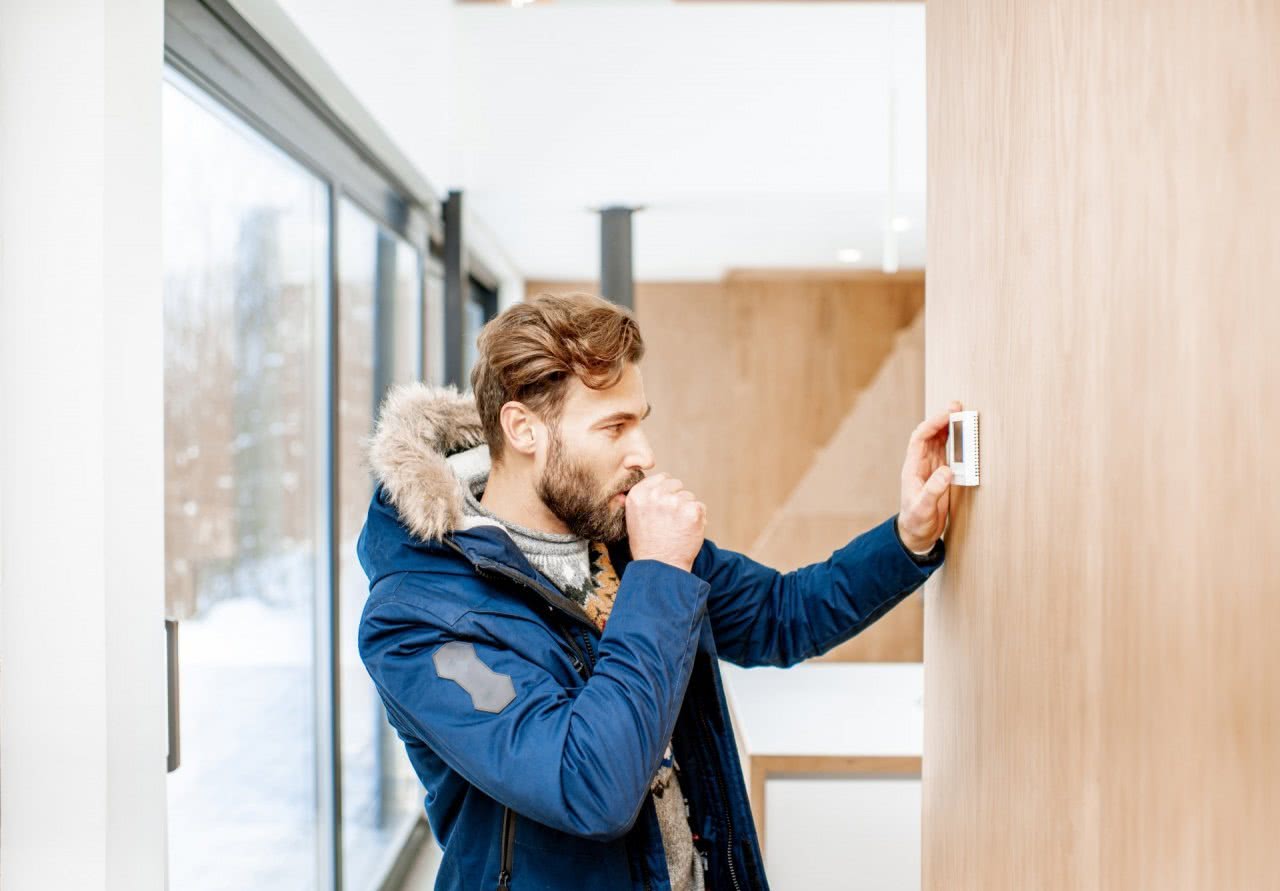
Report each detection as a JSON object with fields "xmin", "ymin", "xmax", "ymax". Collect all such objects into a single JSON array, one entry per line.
[{"xmin": 166, "ymin": 619, "xmax": 181, "ymax": 772}]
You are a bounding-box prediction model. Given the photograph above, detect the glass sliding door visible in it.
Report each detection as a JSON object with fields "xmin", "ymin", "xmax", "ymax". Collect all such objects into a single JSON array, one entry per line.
[
  {"xmin": 163, "ymin": 3, "xmax": 445, "ymax": 887},
  {"xmin": 163, "ymin": 73, "xmax": 329, "ymax": 889},
  {"xmin": 336, "ymin": 198, "xmax": 427, "ymax": 890}
]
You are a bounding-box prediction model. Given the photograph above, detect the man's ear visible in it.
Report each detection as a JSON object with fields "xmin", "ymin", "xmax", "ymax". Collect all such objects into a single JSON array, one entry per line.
[{"xmin": 499, "ymin": 401, "xmax": 540, "ymax": 459}]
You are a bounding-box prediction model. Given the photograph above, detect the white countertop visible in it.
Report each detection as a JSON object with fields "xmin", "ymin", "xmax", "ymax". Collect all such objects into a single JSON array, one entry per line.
[{"xmin": 719, "ymin": 661, "xmax": 923, "ymax": 757}]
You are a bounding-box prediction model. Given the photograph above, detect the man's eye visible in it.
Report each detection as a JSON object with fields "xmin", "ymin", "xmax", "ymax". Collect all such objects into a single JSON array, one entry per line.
[{"xmin": 606, "ymin": 424, "xmax": 624, "ymax": 434}]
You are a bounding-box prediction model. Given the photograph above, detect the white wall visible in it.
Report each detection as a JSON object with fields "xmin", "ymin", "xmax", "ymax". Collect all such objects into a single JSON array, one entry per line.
[
  {"xmin": 0, "ymin": 1, "xmax": 168, "ymax": 888},
  {"xmin": 451, "ymin": 4, "xmax": 925, "ymax": 280},
  {"xmin": 466, "ymin": 208, "xmax": 526, "ymax": 312},
  {"xmin": 256, "ymin": 0, "xmax": 525, "ymax": 308},
  {"xmin": 271, "ymin": 0, "xmax": 457, "ymax": 192}
]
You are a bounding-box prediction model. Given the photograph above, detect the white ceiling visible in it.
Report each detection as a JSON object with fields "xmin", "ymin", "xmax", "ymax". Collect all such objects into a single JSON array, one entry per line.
[{"xmin": 278, "ymin": 0, "xmax": 926, "ymax": 280}]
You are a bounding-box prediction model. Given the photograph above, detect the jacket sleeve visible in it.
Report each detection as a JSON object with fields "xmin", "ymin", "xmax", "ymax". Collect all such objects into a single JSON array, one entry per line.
[
  {"xmin": 693, "ymin": 513, "xmax": 944, "ymax": 669},
  {"xmin": 358, "ymin": 558, "xmax": 709, "ymax": 842}
]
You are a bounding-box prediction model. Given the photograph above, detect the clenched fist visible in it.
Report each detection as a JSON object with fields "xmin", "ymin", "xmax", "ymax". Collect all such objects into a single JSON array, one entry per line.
[{"xmin": 624, "ymin": 472, "xmax": 706, "ymax": 573}]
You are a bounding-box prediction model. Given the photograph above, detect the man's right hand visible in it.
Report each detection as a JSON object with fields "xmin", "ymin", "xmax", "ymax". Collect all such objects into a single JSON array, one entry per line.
[{"xmin": 624, "ymin": 472, "xmax": 706, "ymax": 573}]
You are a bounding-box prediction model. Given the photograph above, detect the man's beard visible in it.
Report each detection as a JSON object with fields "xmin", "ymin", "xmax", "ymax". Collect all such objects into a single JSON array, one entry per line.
[{"xmin": 535, "ymin": 429, "xmax": 644, "ymax": 543}]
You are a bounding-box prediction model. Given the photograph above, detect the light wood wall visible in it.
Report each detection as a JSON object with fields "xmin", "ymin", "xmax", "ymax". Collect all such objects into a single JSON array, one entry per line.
[{"xmin": 925, "ymin": 3, "xmax": 1280, "ymax": 889}]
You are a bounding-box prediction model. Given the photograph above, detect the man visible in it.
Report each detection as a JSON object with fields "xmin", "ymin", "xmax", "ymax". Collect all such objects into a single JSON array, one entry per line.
[{"xmin": 357, "ymin": 291, "xmax": 957, "ymax": 891}]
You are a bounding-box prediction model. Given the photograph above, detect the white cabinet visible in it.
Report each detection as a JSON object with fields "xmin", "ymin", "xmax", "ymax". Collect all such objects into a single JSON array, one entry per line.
[
  {"xmin": 765, "ymin": 777, "xmax": 921, "ymax": 891},
  {"xmin": 720, "ymin": 663, "xmax": 923, "ymax": 891}
]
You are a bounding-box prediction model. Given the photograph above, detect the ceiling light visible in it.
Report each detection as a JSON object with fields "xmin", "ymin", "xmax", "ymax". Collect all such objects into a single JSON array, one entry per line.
[{"xmin": 837, "ymin": 248, "xmax": 863, "ymax": 264}]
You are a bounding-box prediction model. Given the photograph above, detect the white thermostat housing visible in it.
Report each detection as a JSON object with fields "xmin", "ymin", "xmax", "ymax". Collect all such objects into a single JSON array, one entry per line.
[{"xmin": 947, "ymin": 410, "xmax": 980, "ymax": 486}]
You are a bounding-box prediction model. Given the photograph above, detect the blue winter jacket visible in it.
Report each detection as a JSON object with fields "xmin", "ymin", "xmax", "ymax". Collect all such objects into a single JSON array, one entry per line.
[{"xmin": 356, "ymin": 384, "xmax": 945, "ymax": 891}]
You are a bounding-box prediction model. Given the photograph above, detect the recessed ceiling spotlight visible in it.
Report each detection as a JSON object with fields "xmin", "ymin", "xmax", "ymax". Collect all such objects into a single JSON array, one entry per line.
[
  {"xmin": 891, "ymin": 216, "xmax": 912, "ymax": 233},
  {"xmin": 836, "ymin": 248, "xmax": 863, "ymax": 264}
]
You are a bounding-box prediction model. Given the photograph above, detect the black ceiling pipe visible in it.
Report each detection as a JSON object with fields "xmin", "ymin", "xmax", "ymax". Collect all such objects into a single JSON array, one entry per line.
[{"xmin": 599, "ymin": 205, "xmax": 636, "ymax": 310}]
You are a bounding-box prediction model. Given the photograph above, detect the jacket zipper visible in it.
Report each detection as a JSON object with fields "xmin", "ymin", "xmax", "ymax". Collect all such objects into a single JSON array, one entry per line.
[
  {"xmin": 496, "ymin": 805, "xmax": 516, "ymax": 891},
  {"xmin": 444, "ymin": 538, "xmax": 600, "ymax": 684},
  {"xmin": 696, "ymin": 707, "xmax": 745, "ymax": 891},
  {"xmin": 491, "ymin": 560, "xmax": 591, "ymax": 678}
]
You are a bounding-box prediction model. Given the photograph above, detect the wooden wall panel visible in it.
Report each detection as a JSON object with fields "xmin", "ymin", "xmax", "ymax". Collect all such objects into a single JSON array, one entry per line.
[{"xmin": 925, "ymin": 3, "xmax": 1280, "ymax": 889}]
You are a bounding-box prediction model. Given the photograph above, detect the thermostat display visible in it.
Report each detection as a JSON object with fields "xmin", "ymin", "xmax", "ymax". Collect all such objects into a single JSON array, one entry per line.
[{"xmin": 947, "ymin": 410, "xmax": 979, "ymax": 486}]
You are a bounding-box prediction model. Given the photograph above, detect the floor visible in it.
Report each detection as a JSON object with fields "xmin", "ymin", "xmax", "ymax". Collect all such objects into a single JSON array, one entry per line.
[{"xmin": 396, "ymin": 837, "xmax": 442, "ymax": 890}]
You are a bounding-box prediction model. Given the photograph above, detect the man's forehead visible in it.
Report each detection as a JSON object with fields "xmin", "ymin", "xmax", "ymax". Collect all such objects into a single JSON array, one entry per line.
[{"xmin": 561, "ymin": 367, "xmax": 648, "ymax": 422}]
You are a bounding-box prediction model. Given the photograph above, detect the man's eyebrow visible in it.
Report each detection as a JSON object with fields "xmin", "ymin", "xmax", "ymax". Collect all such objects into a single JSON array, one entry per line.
[{"xmin": 597, "ymin": 404, "xmax": 652, "ymax": 425}]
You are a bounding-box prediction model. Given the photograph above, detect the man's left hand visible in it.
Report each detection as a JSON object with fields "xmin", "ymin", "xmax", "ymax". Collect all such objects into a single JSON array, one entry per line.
[{"xmin": 898, "ymin": 400, "xmax": 963, "ymax": 553}]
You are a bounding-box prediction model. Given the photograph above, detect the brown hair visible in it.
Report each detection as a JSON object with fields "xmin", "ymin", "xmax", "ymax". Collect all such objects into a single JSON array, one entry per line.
[{"xmin": 470, "ymin": 291, "xmax": 645, "ymax": 467}]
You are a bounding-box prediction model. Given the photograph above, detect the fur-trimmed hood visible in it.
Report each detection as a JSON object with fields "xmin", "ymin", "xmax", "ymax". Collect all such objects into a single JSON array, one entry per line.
[
  {"xmin": 366, "ymin": 381, "xmax": 492, "ymax": 543},
  {"xmin": 359, "ymin": 380, "xmax": 623, "ymax": 628}
]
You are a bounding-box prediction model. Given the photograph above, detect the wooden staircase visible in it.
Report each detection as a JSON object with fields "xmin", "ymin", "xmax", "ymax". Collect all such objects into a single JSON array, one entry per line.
[{"xmin": 748, "ymin": 307, "xmax": 926, "ymax": 662}]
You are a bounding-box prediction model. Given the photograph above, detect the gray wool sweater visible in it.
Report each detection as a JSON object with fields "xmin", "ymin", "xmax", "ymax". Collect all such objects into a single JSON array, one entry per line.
[{"xmin": 451, "ymin": 452, "xmax": 705, "ymax": 891}]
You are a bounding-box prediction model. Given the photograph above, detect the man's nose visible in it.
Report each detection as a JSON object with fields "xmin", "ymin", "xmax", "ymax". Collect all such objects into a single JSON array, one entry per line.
[{"xmin": 626, "ymin": 433, "xmax": 656, "ymax": 473}]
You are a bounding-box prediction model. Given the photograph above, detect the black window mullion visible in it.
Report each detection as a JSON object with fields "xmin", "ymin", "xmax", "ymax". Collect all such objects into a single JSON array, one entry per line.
[{"xmin": 323, "ymin": 180, "xmax": 345, "ymax": 891}]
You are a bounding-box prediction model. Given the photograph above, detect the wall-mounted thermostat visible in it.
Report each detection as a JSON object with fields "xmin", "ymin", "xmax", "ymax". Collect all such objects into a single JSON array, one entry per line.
[{"xmin": 947, "ymin": 410, "xmax": 980, "ymax": 486}]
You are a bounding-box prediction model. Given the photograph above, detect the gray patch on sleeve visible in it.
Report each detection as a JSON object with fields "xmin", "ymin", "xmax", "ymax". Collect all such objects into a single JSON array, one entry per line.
[{"xmin": 432, "ymin": 641, "xmax": 517, "ymax": 714}]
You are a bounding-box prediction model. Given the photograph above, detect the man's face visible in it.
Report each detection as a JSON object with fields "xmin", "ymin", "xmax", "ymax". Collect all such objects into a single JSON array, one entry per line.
[{"xmin": 534, "ymin": 363, "xmax": 655, "ymax": 542}]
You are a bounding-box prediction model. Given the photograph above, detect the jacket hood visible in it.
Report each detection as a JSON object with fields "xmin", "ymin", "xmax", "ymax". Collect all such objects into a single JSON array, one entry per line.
[{"xmin": 366, "ymin": 382, "xmax": 491, "ymax": 543}]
